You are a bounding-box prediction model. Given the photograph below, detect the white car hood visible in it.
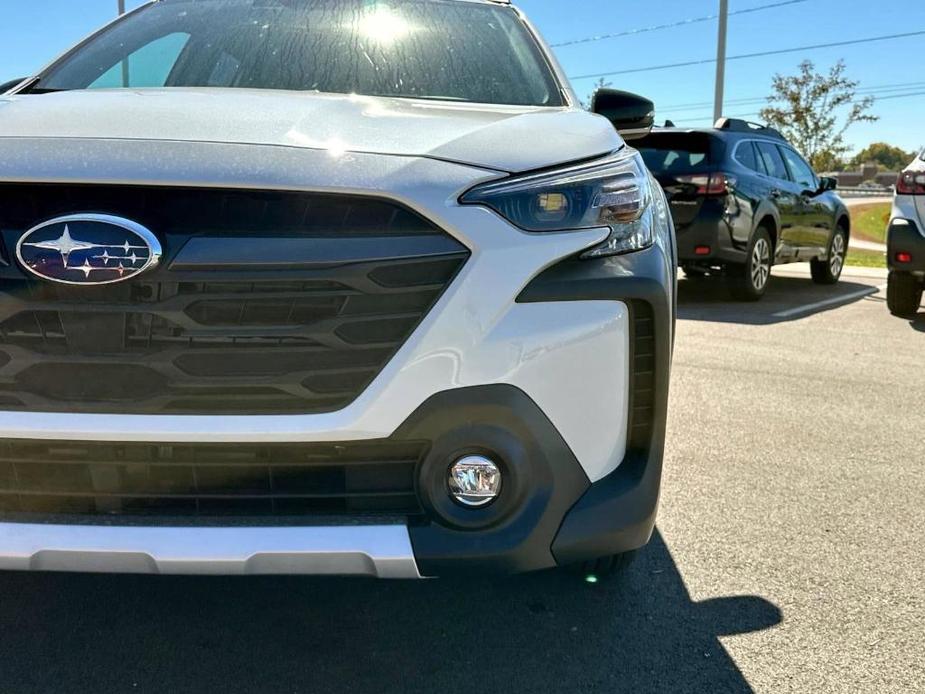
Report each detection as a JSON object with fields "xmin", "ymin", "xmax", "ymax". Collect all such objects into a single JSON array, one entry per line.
[{"xmin": 0, "ymin": 88, "xmax": 621, "ymax": 173}]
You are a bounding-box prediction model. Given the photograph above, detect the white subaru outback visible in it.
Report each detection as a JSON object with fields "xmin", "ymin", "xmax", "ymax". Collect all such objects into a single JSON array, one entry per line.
[
  {"xmin": 888, "ymin": 149, "xmax": 925, "ymax": 317},
  {"xmin": 0, "ymin": 0, "xmax": 674, "ymax": 578}
]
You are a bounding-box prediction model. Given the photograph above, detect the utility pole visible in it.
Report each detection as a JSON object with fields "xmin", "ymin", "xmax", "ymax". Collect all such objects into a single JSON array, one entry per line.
[
  {"xmin": 118, "ymin": 0, "xmax": 128, "ymax": 87},
  {"xmin": 713, "ymin": 0, "xmax": 729, "ymax": 125}
]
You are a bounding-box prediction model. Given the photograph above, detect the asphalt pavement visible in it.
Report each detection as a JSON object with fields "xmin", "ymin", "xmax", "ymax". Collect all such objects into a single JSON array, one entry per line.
[{"xmin": 0, "ymin": 265, "xmax": 923, "ymax": 693}]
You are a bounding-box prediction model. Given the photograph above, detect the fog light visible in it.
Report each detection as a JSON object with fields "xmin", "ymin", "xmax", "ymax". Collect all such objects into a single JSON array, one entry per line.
[
  {"xmin": 695, "ymin": 245, "xmax": 711, "ymax": 256},
  {"xmin": 448, "ymin": 456, "xmax": 501, "ymax": 507},
  {"xmin": 896, "ymin": 251, "xmax": 912, "ymax": 263}
]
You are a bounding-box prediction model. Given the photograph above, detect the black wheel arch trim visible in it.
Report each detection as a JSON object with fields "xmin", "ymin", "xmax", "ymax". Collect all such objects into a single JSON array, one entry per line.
[{"xmin": 517, "ymin": 242, "xmax": 674, "ymax": 567}]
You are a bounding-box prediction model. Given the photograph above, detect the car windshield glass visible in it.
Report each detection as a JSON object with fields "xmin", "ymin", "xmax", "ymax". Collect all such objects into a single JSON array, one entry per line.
[
  {"xmin": 636, "ymin": 134, "xmax": 714, "ymax": 175},
  {"xmin": 38, "ymin": 0, "xmax": 563, "ymax": 107}
]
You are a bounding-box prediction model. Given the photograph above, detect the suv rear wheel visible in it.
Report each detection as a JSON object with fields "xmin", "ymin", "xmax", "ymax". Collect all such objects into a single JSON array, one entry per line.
[
  {"xmin": 728, "ymin": 226, "xmax": 772, "ymax": 301},
  {"xmin": 887, "ymin": 271, "xmax": 923, "ymax": 318},
  {"xmin": 811, "ymin": 224, "xmax": 847, "ymax": 285}
]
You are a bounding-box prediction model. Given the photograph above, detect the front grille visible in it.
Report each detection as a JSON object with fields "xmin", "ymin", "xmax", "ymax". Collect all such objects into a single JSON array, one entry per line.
[
  {"xmin": 0, "ymin": 185, "xmax": 469, "ymax": 414},
  {"xmin": 0, "ymin": 439, "xmax": 427, "ymax": 518}
]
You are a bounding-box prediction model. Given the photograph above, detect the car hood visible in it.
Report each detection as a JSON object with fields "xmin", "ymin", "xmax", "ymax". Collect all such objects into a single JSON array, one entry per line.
[{"xmin": 0, "ymin": 88, "xmax": 620, "ymax": 173}]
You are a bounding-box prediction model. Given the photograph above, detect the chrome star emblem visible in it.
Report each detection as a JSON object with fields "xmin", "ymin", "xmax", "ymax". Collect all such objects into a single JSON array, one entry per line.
[
  {"xmin": 16, "ymin": 213, "xmax": 162, "ymax": 286},
  {"xmin": 22, "ymin": 225, "xmax": 98, "ymax": 267}
]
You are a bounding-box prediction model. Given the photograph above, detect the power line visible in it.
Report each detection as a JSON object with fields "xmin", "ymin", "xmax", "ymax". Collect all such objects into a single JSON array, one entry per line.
[
  {"xmin": 663, "ymin": 81, "xmax": 925, "ymax": 110},
  {"xmin": 662, "ymin": 81, "xmax": 925, "ymax": 113},
  {"xmin": 550, "ymin": 0, "xmax": 809, "ymax": 48},
  {"xmin": 570, "ymin": 30, "xmax": 925, "ymax": 81},
  {"xmin": 668, "ymin": 90, "xmax": 925, "ymax": 123}
]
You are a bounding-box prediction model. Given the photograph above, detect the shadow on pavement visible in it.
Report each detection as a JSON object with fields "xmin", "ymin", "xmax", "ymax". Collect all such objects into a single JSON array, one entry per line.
[
  {"xmin": 678, "ymin": 274, "xmax": 880, "ymax": 325},
  {"xmin": 0, "ymin": 530, "xmax": 781, "ymax": 694},
  {"xmin": 862, "ymin": 291, "xmax": 925, "ymax": 330}
]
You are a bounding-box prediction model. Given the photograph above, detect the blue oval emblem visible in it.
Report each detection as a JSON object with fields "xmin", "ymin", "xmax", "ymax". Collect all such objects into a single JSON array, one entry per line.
[{"xmin": 16, "ymin": 214, "xmax": 162, "ymax": 285}]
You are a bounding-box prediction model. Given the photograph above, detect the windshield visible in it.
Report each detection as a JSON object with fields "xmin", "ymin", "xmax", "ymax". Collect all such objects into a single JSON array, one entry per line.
[{"xmin": 37, "ymin": 0, "xmax": 563, "ymax": 107}]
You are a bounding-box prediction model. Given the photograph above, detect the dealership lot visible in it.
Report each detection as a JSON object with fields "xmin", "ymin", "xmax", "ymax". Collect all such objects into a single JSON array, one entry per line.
[{"xmin": 0, "ymin": 266, "xmax": 921, "ymax": 694}]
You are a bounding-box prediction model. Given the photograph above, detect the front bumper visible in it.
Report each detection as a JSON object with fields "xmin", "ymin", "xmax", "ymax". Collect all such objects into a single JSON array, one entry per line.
[
  {"xmin": 0, "ymin": 138, "xmax": 673, "ymax": 576},
  {"xmin": 0, "ymin": 242, "xmax": 673, "ymax": 577}
]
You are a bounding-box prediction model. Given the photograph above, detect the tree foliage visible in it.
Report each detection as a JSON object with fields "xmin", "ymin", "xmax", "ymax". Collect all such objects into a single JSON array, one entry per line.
[
  {"xmin": 759, "ymin": 60, "xmax": 878, "ymax": 171},
  {"xmin": 848, "ymin": 142, "xmax": 915, "ymax": 171}
]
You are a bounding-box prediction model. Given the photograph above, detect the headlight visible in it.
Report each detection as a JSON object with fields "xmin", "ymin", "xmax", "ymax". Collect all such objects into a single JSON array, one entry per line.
[{"xmin": 460, "ymin": 148, "xmax": 656, "ymax": 257}]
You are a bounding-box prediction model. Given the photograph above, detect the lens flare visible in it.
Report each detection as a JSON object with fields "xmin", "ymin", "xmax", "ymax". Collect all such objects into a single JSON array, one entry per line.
[{"xmin": 357, "ymin": 5, "xmax": 413, "ymax": 46}]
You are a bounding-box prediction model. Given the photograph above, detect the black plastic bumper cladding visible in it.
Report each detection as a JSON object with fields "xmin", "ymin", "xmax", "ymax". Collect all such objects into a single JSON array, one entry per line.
[
  {"xmin": 517, "ymin": 243, "xmax": 674, "ymax": 567},
  {"xmin": 399, "ymin": 386, "xmax": 591, "ymax": 576},
  {"xmin": 888, "ymin": 219, "xmax": 925, "ymax": 272}
]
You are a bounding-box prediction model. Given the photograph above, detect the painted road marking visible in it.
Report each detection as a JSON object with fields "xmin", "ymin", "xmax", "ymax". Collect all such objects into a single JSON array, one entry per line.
[{"xmin": 773, "ymin": 283, "xmax": 887, "ymax": 319}]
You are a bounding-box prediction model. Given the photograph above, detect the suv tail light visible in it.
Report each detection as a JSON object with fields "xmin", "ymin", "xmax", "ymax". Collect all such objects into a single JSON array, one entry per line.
[
  {"xmin": 896, "ymin": 170, "xmax": 925, "ymax": 195},
  {"xmin": 675, "ymin": 173, "xmax": 730, "ymax": 196}
]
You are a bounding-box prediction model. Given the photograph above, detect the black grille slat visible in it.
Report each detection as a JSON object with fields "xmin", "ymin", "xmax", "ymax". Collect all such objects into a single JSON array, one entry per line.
[
  {"xmin": 628, "ymin": 302, "xmax": 658, "ymax": 451},
  {"xmin": 0, "ymin": 185, "xmax": 468, "ymax": 415},
  {"xmin": 0, "ymin": 439, "xmax": 427, "ymax": 518}
]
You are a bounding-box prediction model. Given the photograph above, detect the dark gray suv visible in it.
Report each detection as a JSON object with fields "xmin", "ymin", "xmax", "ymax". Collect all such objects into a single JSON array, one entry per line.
[{"xmin": 637, "ymin": 118, "xmax": 851, "ymax": 301}]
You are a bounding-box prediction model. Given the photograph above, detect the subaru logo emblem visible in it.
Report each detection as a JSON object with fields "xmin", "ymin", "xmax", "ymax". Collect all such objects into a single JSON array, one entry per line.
[{"xmin": 16, "ymin": 214, "xmax": 162, "ymax": 286}]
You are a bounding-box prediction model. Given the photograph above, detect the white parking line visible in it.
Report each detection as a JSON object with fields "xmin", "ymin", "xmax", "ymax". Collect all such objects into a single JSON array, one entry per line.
[{"xmin": 772, "ymin": 284, "xmax": 887, "ymax": 319}]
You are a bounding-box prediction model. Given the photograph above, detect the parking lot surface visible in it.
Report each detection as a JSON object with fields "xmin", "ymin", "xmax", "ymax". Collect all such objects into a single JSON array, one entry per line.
[{"xmin": 0, "ymin": 266, "xmax": 922, "ymax": 693}]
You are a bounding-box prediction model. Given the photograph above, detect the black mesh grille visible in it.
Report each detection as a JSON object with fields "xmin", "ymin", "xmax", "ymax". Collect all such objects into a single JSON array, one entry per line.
[
  {"xmin": 0, "ymin": 439, "xmax": 427, "ymax": 518},
  {"xmin": 0, "ymin": 185, "xmax": 468, "ymax": 414}
]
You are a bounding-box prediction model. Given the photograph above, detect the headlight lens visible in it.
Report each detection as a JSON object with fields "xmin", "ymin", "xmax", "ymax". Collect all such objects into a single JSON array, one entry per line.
[{"xmin": 460, "ymin": 148, "xmax": 656, "ymax": 257}]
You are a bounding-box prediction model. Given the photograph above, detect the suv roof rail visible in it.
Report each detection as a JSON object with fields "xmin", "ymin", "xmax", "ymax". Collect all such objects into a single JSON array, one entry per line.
[{"xmin": 714, "ymin": 117, "xmax": 785, "ymax": 141}]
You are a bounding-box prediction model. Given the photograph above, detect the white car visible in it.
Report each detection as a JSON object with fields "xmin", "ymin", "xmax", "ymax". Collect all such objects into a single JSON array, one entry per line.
[
  {"xmin": 0, "ymin": 0, "xmax": 675, "ymax": 578},
  {"xmin": 888, "ymin": 150, "xmax": 925, "ymax": 317}
]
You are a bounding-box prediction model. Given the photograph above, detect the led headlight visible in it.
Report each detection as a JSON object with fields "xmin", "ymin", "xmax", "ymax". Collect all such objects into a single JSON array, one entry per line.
[{"xmin": 461, "ymin": 148, "xmax": 657, "ymax": 257}]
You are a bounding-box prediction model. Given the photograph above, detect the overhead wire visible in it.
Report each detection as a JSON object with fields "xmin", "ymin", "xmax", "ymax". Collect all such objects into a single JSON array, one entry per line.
[
  {"xmin": 549, "ymin": 0, "xmax": 810, "ymax": 48},
  {"xmin": 569, "ymin": 31, "xmax": 925, "ymax": 81}
]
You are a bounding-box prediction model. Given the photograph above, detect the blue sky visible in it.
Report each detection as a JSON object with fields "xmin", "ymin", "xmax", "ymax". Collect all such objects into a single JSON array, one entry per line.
[{"xmin": 1, "ymin": 0, "xmax": 922, "ymax": 156}]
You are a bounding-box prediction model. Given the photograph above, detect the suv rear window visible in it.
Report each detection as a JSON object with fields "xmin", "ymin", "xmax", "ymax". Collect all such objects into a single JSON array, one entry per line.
[
  {"xmin": 38, "ymin": 0, "xmax": 563, "ymax": 107},
  {"xmin": 636, "ymin": 133, "xmax": 715, "ymax": 175}
]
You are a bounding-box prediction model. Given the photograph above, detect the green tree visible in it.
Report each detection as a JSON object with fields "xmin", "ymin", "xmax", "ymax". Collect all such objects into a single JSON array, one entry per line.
[
  {"xmin": 812, "ymin": 150, "xmax": 846, "ymax": 173},
  {"xmin": 849, "ymin": 142, "xmax": 915, "ymax": 171},
  {"xmin": 759, "ymin": 60, "xmax": 878, "ymax": 171}
]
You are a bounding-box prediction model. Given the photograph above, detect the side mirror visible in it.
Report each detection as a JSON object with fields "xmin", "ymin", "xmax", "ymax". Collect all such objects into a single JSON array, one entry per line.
[
  {"xmin": 819, "ymin": 176, "xmax": 838, "ymax": 192},
  {"xmin": 0, "ymin": 78, "xmax": 27, "ymax": 94},
  {"xmin": 591, "ymin": 89, "xmax": 655, "ymax": 141}
]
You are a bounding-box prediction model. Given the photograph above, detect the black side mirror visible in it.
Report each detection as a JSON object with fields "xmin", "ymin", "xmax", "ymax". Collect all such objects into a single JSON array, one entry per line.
[
  {"xmin": 0, "ymin": 78, "xmax": 27, "ymax": 94},
  {"xmin": 819, "ymin": 176, "xmax": 838, "ymax": 192},
  {"xmin": 591, "ymin": 89, "xmax": 655, "ymax": 141}
]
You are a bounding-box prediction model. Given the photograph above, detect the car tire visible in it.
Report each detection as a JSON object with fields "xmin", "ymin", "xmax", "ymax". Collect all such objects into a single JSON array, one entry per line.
[
  {"xmin": 727, "ymin": 226, "xmax": 772, "ymax": 301},
  {"xmin": 811, "ymin": 224, "xmax": 848, "ymax": 285},
  {"xmin": 887, "ymin": 271, "xmax": 923, "ymax": 318}
]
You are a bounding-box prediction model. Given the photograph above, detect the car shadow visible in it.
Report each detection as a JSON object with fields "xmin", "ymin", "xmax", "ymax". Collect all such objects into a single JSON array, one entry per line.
[
  {"xmin": 678, "ymin": 274, "xmax": 881, "ymax": 325},
  {"xmin": 0, "ymin": 530, "xmax": 780, "ymax": 693},
  {"xmin": 857, "ymin": 290, "xmax": 925, "ymax": 330}
]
